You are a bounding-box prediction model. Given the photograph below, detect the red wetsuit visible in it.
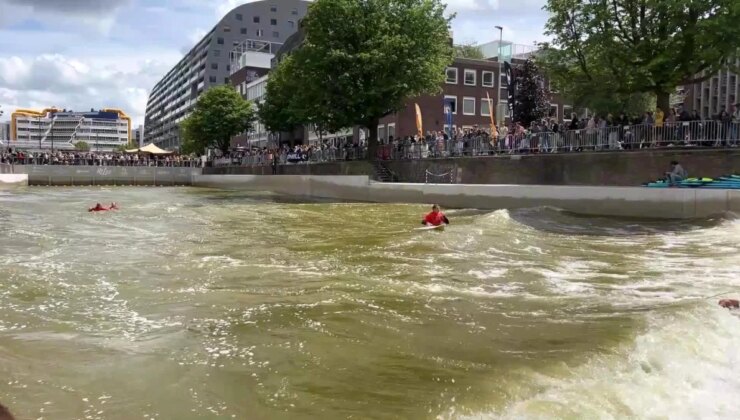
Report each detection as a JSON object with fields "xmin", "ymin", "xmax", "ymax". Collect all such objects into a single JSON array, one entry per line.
[
  {"xmin": 423, "ymin": 211, "xmax": 449, "ymax": 226},
  {"xmin": 89, "ymin": 203, "xmax": 118, "ymax": 212}
]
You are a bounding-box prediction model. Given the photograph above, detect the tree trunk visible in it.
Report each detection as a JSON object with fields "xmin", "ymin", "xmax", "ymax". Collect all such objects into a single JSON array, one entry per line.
[
  {"xmin": 656, "ymin": 91, "xmax": 671, "ymax": 114},
  {"xmin": 220, "ymin": 137, "xmax": 230, "ymax": 155},
  {"xmin": 367, "ymin": 120, "xmax": 379, "ymax": 161}
]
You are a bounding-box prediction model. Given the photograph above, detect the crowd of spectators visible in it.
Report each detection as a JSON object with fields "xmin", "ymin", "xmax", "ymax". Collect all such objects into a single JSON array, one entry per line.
[
  {"xmin": 218, "ymin": 140, "xmax": 366, "ymax": 167},
  {"xmin": 0, "ymin": 149, "xmax": 199, "ymax": 167}
]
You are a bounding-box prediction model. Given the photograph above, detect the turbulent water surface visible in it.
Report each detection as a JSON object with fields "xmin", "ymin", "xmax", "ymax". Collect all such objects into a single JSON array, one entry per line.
[{"xmin": 1, "ymin": 187, "xmax": 739, "ymax": 419}]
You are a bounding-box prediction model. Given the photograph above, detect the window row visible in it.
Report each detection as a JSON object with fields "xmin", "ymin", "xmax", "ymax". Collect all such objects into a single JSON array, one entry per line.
[
  {"xmin": 443, "ymin": 96, "xmax": 501, "ymax": 116},
  {"xmin": 209, "ymin": 76, "xmax": 230, "ymax": 84},
  {"xmin": 235, "ymin": 7, "xmax": 297, "ymax": 20},
  {"xmin": 217, "ymin": 29, "xmax": 280, "ymax": 44},
  {"xmin": 445, "ymin": 68, "xmax": 496, "ymax": 87},
  {"xmin": 234, "ymin": 15, "xmax": 295, "ymax": 26}
]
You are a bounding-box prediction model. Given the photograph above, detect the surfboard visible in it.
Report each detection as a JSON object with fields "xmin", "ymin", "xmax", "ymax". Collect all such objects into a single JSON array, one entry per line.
[{"xmin": 416, "ymin": 224, "xmax": 445, "ymax": 231}]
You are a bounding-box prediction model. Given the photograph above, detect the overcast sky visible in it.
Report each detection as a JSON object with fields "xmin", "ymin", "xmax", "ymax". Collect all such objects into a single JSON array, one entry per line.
[{"xmin": 0, "ymin": 0, "xmax": 548, "ymax": 126}]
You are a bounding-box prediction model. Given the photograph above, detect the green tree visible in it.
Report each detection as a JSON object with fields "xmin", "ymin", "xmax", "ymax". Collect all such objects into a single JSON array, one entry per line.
[
  {"xmin": 264, "ymin": 0, "xmax": 454, "ymax": 159},
  {"xmin": 454, "ymin": 43, "xmax": 484, "ymax": 59},
  {"xmin": 180, "ymin": 85, "xmax": 255, "ymax": 155},
  {"xmin": 512, "ymin": 59, "xmax": 551, "ymax": 126},
  {"xmin": 74, "ymin": 141, "xmax": 90, "ymax": 151},
  {"xmin": 541, "ymin": 0, "xmax": 740, "ymax": 112},
  {"xmin": 259, "ymin": 55, "xmax": 345, "ymax": 140}
]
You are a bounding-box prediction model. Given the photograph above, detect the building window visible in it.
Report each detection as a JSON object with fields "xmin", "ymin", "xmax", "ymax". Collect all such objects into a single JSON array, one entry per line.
[
  {"xmin": 209, "ymin": 76, "xmax": 217, "ymax": 83},
  {"xmin": 549, "ymin": 104, "xmax": 558, "ymax": 119},
  {"xmin": 291, "ymin": 9, "xmax": 298, "ymax": 15},
  {"xmin": 563, "ymin": 105, "xmax": 574, "ymax": 120},
  {"xmin": 217, "ymin": 37, "xmax": 224, "ymax": 45},
  {"xmin": 463, "ymin": 97, "xmax": 476, "ymax": 115},
  {"xmin": 445, "ymin": 67, "xmax": 458, "ymax": 84},
  {"xmin": 211, "ymin": 63, "xmax": 218, "ymax": 70},
  {"xmin": 500, "ymin": 88, "xmax": 508, "ymax": 102},
  {"xmin": 240, "ymin": 27, "xmax": 247, "ymax": 34},
  {"xmin": 236, "ymin": 13, "xmax": 243, "ymax": 21},
  {"xmin": 443, "ymin": 95, "xmax": 457, "ymax": 114},
  {"xmin": 288, "ymin": 20, "xmax": 295, "ymax": 28},
  {"xmin": 481, "ymin": 98, "xmax": 492, "ymax": 116},
  {"xmin": 256, "ymin": 29, "xmax": 263, "ymax": 37},
  {"xmin": 273, "ymin": 31, "xmax": 279, "ymax": 38},
  {"xmin": 270, "ymin": 18, "xmax": 277, "ymax": 25},
  {"xmin": 378, "ymin": 125, "xmax": 386, "ymax": 143},
  {"xmin": 225, "ymin": 77, "xmax": 229, "ymax": 84},
  {"xmin": 482, "ymin": 71, "xmax": 494, "ymax": 87},
  {"xmin": 464, "ymin": 69, "xmax": 476, "ymax": 86},
  {"xmin": 270, "ymin": 5, "xmax": 277, "ymax": 12},
  {"xmin": 226, "ymin": 64, "xmax": 231, "ymax": 72},
  {"xmin": 223, "ymin": 26, "xmax": 231, "ymax": 32}
]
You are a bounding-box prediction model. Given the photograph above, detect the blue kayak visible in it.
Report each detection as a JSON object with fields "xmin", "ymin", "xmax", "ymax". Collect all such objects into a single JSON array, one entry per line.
[{"xmin": 645, "ymin": 175, "xmax": 740, "ymax": 189}]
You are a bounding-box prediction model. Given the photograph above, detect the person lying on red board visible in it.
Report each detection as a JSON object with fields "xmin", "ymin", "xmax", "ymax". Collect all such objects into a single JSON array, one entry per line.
[
  {"xmin": 88, "ymin": 202, "xmax": 119, "ymax": 212},
  {"xmin": 421, "ymin": 204, "xmax": 450, "ymax": 226},
  {"xmin": 719, "ymin": 299, "xmax": 739, "ymax": 309}
]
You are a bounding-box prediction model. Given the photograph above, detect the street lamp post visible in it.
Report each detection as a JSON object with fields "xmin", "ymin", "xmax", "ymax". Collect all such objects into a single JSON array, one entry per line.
[
  {"xmin": 50, "ymin": 111, "xmax": 55, "ymax": 153},
  {"xmin": 495, "ymin": 25, "xmax": 504, "ymax": 127},
  {"xmin": 37, "ymin": 115, "xmax": 41, "ymax": 153}
]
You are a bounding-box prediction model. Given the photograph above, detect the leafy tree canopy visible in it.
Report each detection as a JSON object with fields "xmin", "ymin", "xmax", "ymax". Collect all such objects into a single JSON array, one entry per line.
[
  {"xmin": 74, "ymin": 141, "xmax": 90, "ymax": 151},
  {"xmin": 539, "ymin": 0, "xmax": 740, "ymax": 112},
  {"xmin": 512, "ymin": 59, "xmax": 551, "ymax": 126},
  {"xmin": 180, "ymin": 85, "xmax": 255, "ymax": 155},
  {"xmin": 260, "ymin": 0, "xmax": 454, "ymax": 159}
]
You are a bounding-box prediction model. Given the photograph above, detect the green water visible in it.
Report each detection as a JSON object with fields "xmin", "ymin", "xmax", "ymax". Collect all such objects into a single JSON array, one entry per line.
[{"xmin": 1, "ymin": 187, "xmax": 739, "ymax": 419}]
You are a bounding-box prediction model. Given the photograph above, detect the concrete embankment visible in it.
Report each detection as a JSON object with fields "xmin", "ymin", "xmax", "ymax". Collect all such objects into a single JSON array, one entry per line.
[
  {"xmin": 11, "ymin": 166, "xmax": 201, "ymax": 186},
  {"xmin": 193, "ymin": 174, "xmax": 740, "ymax": 219},
  {"xmin": 204, "ymin": 148, "xmax": 740, "ymax": 186}
]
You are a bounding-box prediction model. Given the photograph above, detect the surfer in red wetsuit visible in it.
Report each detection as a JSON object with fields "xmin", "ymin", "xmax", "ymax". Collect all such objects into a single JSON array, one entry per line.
[
  {"xmin": 88, "ymin": 202, "xmax": 119, "ymax": 212},
  {"xmin": 719, "ymin": 299, "xmax": 739, "ymax": 309},
  {"xmin": 421, "ymin": 204, "xmax": 450, "ymax": 226}
]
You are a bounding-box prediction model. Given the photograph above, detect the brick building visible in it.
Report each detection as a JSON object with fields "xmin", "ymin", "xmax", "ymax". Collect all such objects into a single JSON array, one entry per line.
[{"xmin": 378, "ymin": 57, "xmax": 571, "ymax": 141}]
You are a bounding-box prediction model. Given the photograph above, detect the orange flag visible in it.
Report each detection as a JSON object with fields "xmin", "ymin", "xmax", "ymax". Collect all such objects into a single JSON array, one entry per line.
[
  {"xmin": 415, "ymin": 103, "xmax": 423, "ymax": 138},
  {"xmin": 486, "ymin": 92, "xmax": 497, "ymax": 139}
]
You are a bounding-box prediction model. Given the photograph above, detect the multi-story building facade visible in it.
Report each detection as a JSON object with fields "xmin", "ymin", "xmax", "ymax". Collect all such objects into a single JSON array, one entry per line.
[
  {"xmin": 10, "ymin": 108, "xmax": 130, "ymax": 152},
  {"xmin": 378, "ymin": 57, "xmax": 571, "ymax": 140},
  {"xmin": 133, "ymin": 125, "xmax": 145, "ymax": 147},
  {"xmin": 144, "ymin": 0, "xmax": 309, "ymax": 150},
  {"xmin": 0, "ymin": 121, "xmax": 9, "ymax": 142},
  {"xmin": 684, "ymin": 58, "xmax": 740, "ymax": 119}
]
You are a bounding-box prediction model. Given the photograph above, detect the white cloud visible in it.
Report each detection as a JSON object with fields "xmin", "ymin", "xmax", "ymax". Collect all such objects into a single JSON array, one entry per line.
[
  {"xmin": 0, "ymin": 0, "xmax": 132, "ymax": 34},
  {"xmin": 0, "ymin": 54, "xmax": 179, "ymax": 126}
]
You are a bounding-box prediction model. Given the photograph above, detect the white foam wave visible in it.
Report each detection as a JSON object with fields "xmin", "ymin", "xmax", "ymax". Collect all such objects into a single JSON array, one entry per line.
[{"xmin": 476, "ymin": 306, "xmax": 740, "ymax": 419}]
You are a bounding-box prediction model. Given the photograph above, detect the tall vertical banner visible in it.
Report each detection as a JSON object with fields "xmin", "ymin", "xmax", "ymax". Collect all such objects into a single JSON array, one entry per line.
[
  {"xmin": 486, "ymin": 92, "xmax": 496, "ymax": 137},
  {"xmin": 504, "ymin": 61, "xmax": 515, "ymax": 114},
  {"xmin": 415, "ymin": 103, "xmax": 423, "ymax": 138},
  {"xmin": 444, "ymin": 98, "xmax": 454, "ymax": 138}
]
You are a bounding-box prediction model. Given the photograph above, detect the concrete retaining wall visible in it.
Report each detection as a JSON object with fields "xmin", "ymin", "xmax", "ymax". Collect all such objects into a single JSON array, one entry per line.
[
  {"xmin": 204, "ymin": 149, "xmax": 740, "ymax": 186},
  {"xmin": 383, "ymin": 148, "xmax": 740, "ymax": 185},
  {"xmin": 192, "ymin": 175, "xmax": 740, "ymax": 219},
  {"xmin": 12, "ymin": 166, "xmax": 201, "ymax": 186}
]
